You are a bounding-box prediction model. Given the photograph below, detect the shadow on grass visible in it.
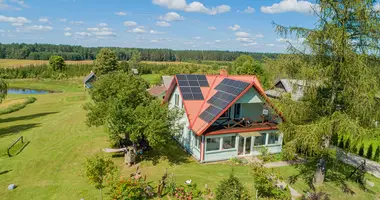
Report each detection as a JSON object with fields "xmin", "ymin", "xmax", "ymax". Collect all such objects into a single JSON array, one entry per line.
[
  {"xmin": 0, "ymin": 112, "xmax": 58, "ymax": 123},
  {"xmin": 288, "ymin": 156, "xmax": 376, "ymax": 195},
  {"xmin": 0, "ymin": 123, "xmax": 40, "ymax": 138},
  {"xmin": 140, "ymin": 140, "xmax": 191, "ymax": 166},
  {"xmin": 0, "ymin": 169, "xmax": 12, "ymax": 175}
]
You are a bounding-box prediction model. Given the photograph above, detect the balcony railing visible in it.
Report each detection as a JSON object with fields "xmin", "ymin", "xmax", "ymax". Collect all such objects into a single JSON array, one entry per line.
[{"xmin": 211, "ymin": 115, "xmax": 277, "ymax": 130}]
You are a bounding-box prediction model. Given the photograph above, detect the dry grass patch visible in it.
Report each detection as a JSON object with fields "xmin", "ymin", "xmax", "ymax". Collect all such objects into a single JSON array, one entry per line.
[{"xmin": 0, "ymin": 59, "xmax": 93, "ymax": 68}]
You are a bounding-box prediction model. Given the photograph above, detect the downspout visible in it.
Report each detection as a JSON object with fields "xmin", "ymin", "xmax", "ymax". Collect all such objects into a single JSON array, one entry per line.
[{"xmin": 200, "ymin": 135, "xmax": 205, "ymax": 163}]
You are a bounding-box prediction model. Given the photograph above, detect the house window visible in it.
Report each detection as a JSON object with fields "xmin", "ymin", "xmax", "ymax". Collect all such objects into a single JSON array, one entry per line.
[
  {"xmin": 234, "ymin": 104, "xmax": 241, "ymax": 119},
  {"xmin": 206, "ymin": 137, "xmax": 220, "ymax": 151},
  {"xmin": 175, "ymin": 94, "xmax": 179, "ymax": 107},
  {"xmin": 268, "ymin": 132, "xmax": 280, "ymax": 145},
  {"xmin": 194, "ymin": 135, "xmax": 200, "ymax": 150},
  {"xmin": 254, "ymin": 133, "xmax": 267, "ymax": 146},
  {"xmin": 222, "ymin": 136, "xmax": 236, "ymax": 150}
]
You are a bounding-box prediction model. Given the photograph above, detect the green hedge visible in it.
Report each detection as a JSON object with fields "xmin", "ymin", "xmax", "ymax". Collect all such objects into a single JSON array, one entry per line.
[{"xmin": 0, "ymin": 97, "xmax": 37, "ymax": 115}]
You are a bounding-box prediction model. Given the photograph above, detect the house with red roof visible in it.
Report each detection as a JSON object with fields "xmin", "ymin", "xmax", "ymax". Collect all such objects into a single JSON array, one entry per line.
[{"xmin": 163, "ymin": 70, "xmax": 284, "ymax": 163}]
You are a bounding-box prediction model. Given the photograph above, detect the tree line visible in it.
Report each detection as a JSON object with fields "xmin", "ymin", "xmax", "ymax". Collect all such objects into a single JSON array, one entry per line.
[{"xmin": 0, "ymin": 43, "xmax": 279, "ymax": 61}]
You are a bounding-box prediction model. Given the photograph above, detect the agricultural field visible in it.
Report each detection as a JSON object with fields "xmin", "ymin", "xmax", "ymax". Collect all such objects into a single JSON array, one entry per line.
[
  {"xmin": 0, "ymin": 79, "xmax": 379, "ymax": 200},
  {"xmin": 0, "ymin": 59, "xmax": 94, "ymax": 68}
]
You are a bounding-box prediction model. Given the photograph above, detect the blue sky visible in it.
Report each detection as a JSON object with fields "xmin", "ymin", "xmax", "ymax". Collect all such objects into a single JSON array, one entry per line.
[{"xmin": 0, "ymin": 0, "xmax": 324, "ymax": 53}]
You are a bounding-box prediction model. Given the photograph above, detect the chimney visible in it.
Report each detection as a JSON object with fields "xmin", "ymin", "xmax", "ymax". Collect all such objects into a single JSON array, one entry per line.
[{"xmin": 220, "ymin": 69, "xmax": 228, "ymax": 77}]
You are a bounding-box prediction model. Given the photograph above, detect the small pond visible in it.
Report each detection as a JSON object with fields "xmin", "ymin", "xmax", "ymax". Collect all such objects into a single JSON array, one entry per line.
[{"xmin": 7, "ymin": 88, "xmax": 53, "ymax": 94}]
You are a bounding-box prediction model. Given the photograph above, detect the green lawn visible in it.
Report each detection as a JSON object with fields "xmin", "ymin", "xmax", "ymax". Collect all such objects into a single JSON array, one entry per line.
[
  {"xmin": 141, "ymin": 74, "xmax": 161, "ymax": 85},
  {"xmin": 0, "ymin": 79, "xmax": 379, "ymax": 200}
]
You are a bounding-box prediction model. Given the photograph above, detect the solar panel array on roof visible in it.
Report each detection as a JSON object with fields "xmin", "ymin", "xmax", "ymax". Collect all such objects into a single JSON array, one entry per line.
[
  {"xmin": 176, "ymin": 74, "xmax": 209, "ymax": 100},
  {"xmin": 199, "ymin": 78, "xmax": 250, "ymax": 123}
]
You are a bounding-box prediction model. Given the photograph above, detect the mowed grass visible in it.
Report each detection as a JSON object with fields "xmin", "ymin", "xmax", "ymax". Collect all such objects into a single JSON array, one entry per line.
[
  {"xmin": 0, "ymin": 78, "xmax": 379, "ymax": 200},
  {"xmin": 141, "ymin": 74, "xmax": 161, "ymax": 85},
  {"xmin": 0, "ymin": 59, "xmax": 94, "ymax": 68}
]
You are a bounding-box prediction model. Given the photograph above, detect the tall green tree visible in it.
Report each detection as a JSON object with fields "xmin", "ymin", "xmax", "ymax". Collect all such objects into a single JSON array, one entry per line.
[
  {"xmin": 274, "ymin": 0, "xmax": 380, "ymax": 186},
  {"xmin": 93, "ymin": 48, "xmax": 119, "ymax": 75},
  {"xmin": 130, "ymin": 50, "xmax": 142, "ymax": 69},
  {"xmin": 49, "ymin": 55, "xmax": 66, "ymax": 71},
  {"xmin": 0, "ymin": 79, "xmax": 7, "ymax": 103},
  {"xmin": 233, "ymin": 55, "xmax": 264, "ymax": 75},
  {"xmin": 84, "ymin": 153, "xmax": 117, "ymax": 200},
  {"xmin": 85, "ymin": 72, "xmax": 181, "ymax": 148}
]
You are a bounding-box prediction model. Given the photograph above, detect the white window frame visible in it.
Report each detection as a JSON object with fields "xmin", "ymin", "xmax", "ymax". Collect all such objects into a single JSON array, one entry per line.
[{"xmin": 175, "ymin": 94, "xmax": 179, "ymax": 107}]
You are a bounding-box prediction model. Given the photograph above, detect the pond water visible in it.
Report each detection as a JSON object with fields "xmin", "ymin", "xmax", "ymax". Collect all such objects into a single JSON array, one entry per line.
[{"xmin": 7, "ymin": 88, "xmax": 52, "ymax": 94}]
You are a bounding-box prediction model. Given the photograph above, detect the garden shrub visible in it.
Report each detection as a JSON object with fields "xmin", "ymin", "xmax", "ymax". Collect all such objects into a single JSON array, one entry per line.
[
  {"xmin": 373, "ymin": 146, "xmax": 380, "ymax": 162},
  {"xmin": 251, "ymin": 163, "xmax": 291, "ymax": 200},
  {"xmin": 229, "ymin": 157, "xmax": 243, "ymax": 165},
  {"xmin": 111, "ymin": 178, "xmax": 152, "ymax": 200},
  {"xmin": 358, "ymin": 144, "xmax": 365, "ymax": 157},
  {"xmin": 258, "ymin": 146, "xmax": 272, "ymax": 163},
  {"xmin": 215, "ymin": 171, "xmax": 250, "ymax": 200},
  {"xmin": 366, "ymin": 144, "xmax": 373, "ymax": 159},
  {"xmin": 171, "ymin": 184, "xmax": 202, "ymax": 200}
]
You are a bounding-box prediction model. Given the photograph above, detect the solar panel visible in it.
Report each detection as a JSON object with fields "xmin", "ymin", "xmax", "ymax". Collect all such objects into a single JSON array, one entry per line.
[
  {"xmin": 200, "ymin": 78, "xmax": 251, "ymax": 122},
  {"xmin": 176, "ymin": 74, "xmax": 210, "ymax": 100}
]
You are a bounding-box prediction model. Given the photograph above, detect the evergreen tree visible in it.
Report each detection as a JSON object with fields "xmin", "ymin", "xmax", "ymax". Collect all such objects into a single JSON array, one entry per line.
[
  {"xmin": 93, "ymin": 48, "xmax": 119, "ymax": 75},
  {"xmin": 359, "ymin": 144, "xmax": 365, "ymax": 157},
  {"xmin": 373, "ymin": 146, "xmax": 380, "ymax": 162},
  {"xmin": 366, "ymin": 144, "xmax": 373, "ymax": 159},
  {"xmin": 215, "ymin": 171, "xmax": 250, "ymax": 200},
  {"xmin": 274, "ymin": 0, "xmax": 380, "ymax": 186}
]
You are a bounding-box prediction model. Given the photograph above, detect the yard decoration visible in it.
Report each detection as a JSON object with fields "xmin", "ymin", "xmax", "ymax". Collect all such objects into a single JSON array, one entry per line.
[
  {"xmin": 157, "ymin": 169, "xmax": 168, "ymax": 197},
  {"xmin": 102, "ymin": 146, "xmax": 136, "ymax": 166}
]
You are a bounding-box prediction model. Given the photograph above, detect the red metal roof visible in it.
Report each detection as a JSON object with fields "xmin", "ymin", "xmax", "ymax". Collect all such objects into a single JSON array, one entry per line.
[
  {"xmin": 163, "ymin": 73, "xmax": 284, "ymax": 136},
  {"xmin": 147, "ymin": 85, "xmax": 167, "ymax": 96}
]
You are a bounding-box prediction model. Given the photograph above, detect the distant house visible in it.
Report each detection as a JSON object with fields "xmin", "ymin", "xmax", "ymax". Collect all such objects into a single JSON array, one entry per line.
[
  {"xmin": 162, "ymin": 76, "xmax": 174, "ymax": 90},
  {"xmin": 163, "ymin": 70, "xmax": 284, "ymax": 163},
  {"xmin": 265, "ymin": 79, "xmax": 310, "ymax": 101},
  {"xmin": 83, "ymin": 71, "xmax": 96, "ymax": 89},
  {"xmin": 147, "ymin": 85, "xmax": 167, "ymax": 99}
]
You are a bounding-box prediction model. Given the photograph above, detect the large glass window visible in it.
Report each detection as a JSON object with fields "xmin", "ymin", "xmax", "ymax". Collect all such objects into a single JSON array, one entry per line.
[
  {"xmin": 268, "ymin": 132, "xmax": 280, "ymax": 145},
  {"xmin": 254, "ymin": 133, "xmax": 267, "ymax": 146},
  {"xmin": 222, "ymin": 136, "xmax": 236, "ymax": 150},
  {"xmin": 206, "ymin": 137, "xmax": 220, "ymax": 151}
]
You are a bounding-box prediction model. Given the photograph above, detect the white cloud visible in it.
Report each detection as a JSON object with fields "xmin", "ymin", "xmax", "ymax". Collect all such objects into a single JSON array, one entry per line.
[
  {"xmin": 195, "ymin": 36, "xmax": 201, "ymax": 40},
  {"xmin": 261, "ymin": 0, "xmax": 318, "ymax": 14},
  {"xmin": 242, "ymin": 42, "xmax": 257, "ymax": 46},
  {"xmin": 39, "ymin": 17, "xmax": 49, "ymax": 23},
  {"xmin": 236, "ymin": 37, "xmax": 254, "ymax": 43},
  {"xmin": 114, "ymin": 11, "xmax": 127, "ymax": 16},
  {"xmin": 87, "ymin": 27, "xmax": 116, "ymax": 36},
  {"xmin": 64, "ymin": 32, "xmax": 72, "ymax": 36},
  {"xmin": 375, "ymin": 3, "xmax": 380, "ymax": 11},
  {"xmin": 70, "ymin": 21, "xmax": 84, "ymax": 25},
  {"xmin": 156, "ymin": 21, "xmax": 171, "ymax": 27},
  {"xmin": 150, "ymin": 39, "xmax": 159, "ymax": 43},
  {"xmin": 244, "ymin": 6, "xmax": 255, "ymax": 13},
  {"xmin": 59, "ymin": 18, "xmax": 67, "ymax": 22},
  {"xmin": 255, "ymin": 34, "xmax": 264, "ymax": 38},
  {"xmin": 266, "ymin": 44, "xmax": 275, "ymax": 47},
  {"xmin": 150, "ymin": 29, "xmax": 164, "ymax": 34},
  {"xmin": 124, "ymin": 21, "xmax": 137, "ymax": 26},
  {"xmin": 0, "ymin": 15, "xmax": 30, "ymax": 26},
  {"xmin": 152, "ymin": 0, "xmax": 230, "ymax": 15},
  {"xmin": 129, "ymin": 27, "xmax": 146, "ymax": 33},
  {"xmin": 228, "ymin": 24, "xmax": 240, "ymax": 31},
  {"xmin": 208, "ymin": 26, "xmax": 216, "ymax": 30},
  {"xmin": 99, "ymin": 23, "xmax": 107, "ymax": 27},
  {"xmin": 159, "ymin": 12, "xmax": 184, "ymax": 21},
  {"xmin": 64, "ymin": 27, "xmax": 71, "ymax": 31},
  {"xmin": 0, "ymin": 29, "xmax": 4, "ymax": 32},
  {"xmin": 10, "ymin": 0, "xmax": 27, "ymax": 7},
  {"xmin": 214, "ymin": 40, "xmax": 221, "ymax": 43},
  {"xmin": 235, "ymin": 31, "xmax": 250, "ymax": 37},
  {"xmin": 17, "ymin": 25, "xmax": 53, "ymax": 32},
  {"xmin": 76, "ymin": 32, "xmax": 91, "ymax": 36}
]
